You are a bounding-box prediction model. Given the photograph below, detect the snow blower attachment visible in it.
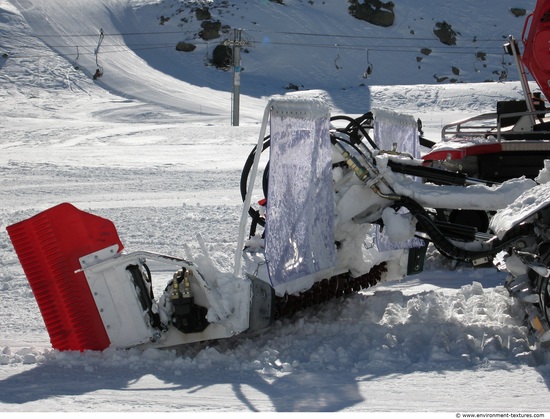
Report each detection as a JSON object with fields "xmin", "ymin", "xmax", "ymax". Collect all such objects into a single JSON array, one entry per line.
[
  {"xmin": 6, "ymin": 202, "xmax": 257, "ymax": 351},
  {"xmin": 6, "ymin": 203, "xmax": 122, "ymax": 351},
  {"xmin": 6, "ymin": 94, "xmax": 361, "ymax": 351},
  {"xmin": 7, "ymin": 92, "xmax": 550, "ymax": 351}
]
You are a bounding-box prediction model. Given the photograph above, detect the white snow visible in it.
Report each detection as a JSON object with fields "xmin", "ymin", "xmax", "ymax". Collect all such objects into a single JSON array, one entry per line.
[{"xmin": 1, "ymin": 0, "xmax": 550, "ymax": 414}]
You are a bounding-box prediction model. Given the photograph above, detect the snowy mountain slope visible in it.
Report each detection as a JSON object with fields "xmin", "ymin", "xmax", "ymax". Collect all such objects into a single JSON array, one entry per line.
[
  {"xmin": 1, "ymin": 0, "xmax": 550, "ymax": 413},
  {"xmin": 5, "ymin": 0, "xmax": 263, "ymax": 120},
  {"xmin": 3, "ymin": 0, "xmax": 537, "ymax": 115},
  {"xmin": 102, "ymin": 0, "xmax": 536, "ymax": 90}
]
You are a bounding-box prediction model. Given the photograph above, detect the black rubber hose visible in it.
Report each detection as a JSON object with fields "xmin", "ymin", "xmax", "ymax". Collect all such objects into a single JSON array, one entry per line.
[
  {"xmin": 330, "ymin": 114, "xmax": 378, "ymax": 150},
  {"xmin": 241, "ymin": 131, "xmax": 359, "ymax": 228},
  {"xmin": 399, "ymin": 196, "xmax": 530, "ymax": 262},
  {"xmin": 240, "ymin": 136, "xmax": 271, "ymax": 227},
  {"xmin": 241, "ymin": 113, "xmax": 375, "ymax": 222}
]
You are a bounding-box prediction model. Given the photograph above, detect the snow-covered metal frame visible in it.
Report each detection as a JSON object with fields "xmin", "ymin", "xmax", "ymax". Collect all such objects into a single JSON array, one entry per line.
[
  {"xmin": 79, "ymin": 249, "xmax": 251, "ymax": 349},
  {"xmin": 234, "ymin": 92, "xmax": 335, "ymax": 296}
]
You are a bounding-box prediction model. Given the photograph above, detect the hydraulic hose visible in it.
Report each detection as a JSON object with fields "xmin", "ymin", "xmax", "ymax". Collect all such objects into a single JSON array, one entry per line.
[
  {"xmin": 240, "ymin": 136, "xmax": 270, "ymax": 228},
  {"xmin": 240, "ymin": 118, "xmax": 372, "ymax": 231},
  {"xmin": 240, "ymin": 113, "xmax": 379, "ymax": 227},
  {"xmin": 399, "ymin": 196, "xmax": 531, "ymax": 263},
  {"xmin": 330, "ymin": 113, "xmax": 378, "ymax": 150}
]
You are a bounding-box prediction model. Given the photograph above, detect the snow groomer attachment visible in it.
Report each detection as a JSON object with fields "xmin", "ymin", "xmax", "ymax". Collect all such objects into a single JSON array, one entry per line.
[
  {"xmin": 7, "ymin": 93, "xmax": 369, "ymax": 351},
  {"xmin": 6, "ymin": 203, "xmax": 122, "ymax": 351},
  {"xmin": 7, "ymin": 91, "xmax": 549, "ymax": 351},
  {"xmin": 6, "ymin": 202, "xmax": 257, "ymax": 351}
]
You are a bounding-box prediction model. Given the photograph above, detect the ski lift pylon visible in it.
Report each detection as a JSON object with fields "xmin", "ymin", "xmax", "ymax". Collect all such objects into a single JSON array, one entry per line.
[{"xmin": 73, "ymin": 46, "xmax": 80, "ymax": 70}]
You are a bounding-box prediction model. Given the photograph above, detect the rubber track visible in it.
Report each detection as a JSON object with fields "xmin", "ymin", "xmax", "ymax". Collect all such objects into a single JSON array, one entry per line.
[{"xmin": 273, "ymin": 262, "xmax": 387, "ymax": 320}]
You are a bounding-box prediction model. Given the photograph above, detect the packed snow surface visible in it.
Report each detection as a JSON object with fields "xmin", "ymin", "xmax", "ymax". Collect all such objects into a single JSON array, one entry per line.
[{"xmin": 1, "ymin": 0, "xmax": 550, "ymax": 414}]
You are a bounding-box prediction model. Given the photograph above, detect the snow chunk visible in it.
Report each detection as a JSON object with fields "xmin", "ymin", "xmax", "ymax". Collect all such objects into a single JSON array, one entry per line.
[
  {"xmin": 490, "ymin": 181, "xmax": 550, "ymax": 239},
  {"xmin": 536, "ymin": 159, "xmax": 550, "ymax": 184},
  {"xmin": 270, "ymin": 90, "xmax": 331, "ymax": 120},
  {"xmin": 381, "ymin": 207, "xmax": 416, "ymax": 242}
]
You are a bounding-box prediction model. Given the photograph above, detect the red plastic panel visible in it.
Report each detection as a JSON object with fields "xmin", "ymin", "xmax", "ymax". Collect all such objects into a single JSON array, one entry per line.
[
  {"xmin": 6, "ymin": 203, "xmax": 124, "ymax": 351},
  {"xmin": 522, "ymin": 0, "xmax": 550, "ymax": 101}
]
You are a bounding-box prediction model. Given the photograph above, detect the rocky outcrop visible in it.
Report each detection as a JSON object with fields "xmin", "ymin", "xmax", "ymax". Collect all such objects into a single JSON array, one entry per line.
[
  {"xmin": 175, "ymin": 42, "xmax": 196, "ymax": 52},
  {"xmin": 199, "ymin": 21, "xmax": 222, "ymax": 41},
  {"xmin": 195, "ymin": 7, "xmax": 212, "ymax": 20},
  {"xmin": 212, "ymin": 44, "xmax": 232, "ymax": 68},
  {"xmin": 510, "ymin": 8, "xmax": 526, "ymax": 17},
  {"xmin": 348, "ymin": 0, "xmax": 395, "ymax": 27},
  {"xmin": 433, "ymin": 21, "xmax": 458, "ymax": 46}
]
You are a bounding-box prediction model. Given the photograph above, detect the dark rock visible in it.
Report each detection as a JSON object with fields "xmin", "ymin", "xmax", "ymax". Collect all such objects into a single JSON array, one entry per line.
[
  {"xmin": 212, "ymin": 44, "xmax": 232, "ymax": 68},
  {"xmin": 195, "ymin": 7, "xmax": 212, "ymax": 20},
  {"xmin": 434, "ymin": 21, "xmax": 457, "ymax": 46},
  {"xmin": 175, "ymin": 42, "xmax": 197, "ymax": 52},
  {"xmin": 475, "ymin": 51, "xmax": 487, "ymax": 61},
  {"xmin": 285, "ymin": 83, "xmax": 301, "ymax": 91},
  {"xmin": 348, "ymin": 0, "xmax": 395, "ymax": 27},
  {"xmin": 510, "ymin": 8, "xmax": 526, "ymax": 17},
  {"xmin": 199, "ymin": 21, "xmax": 222, "ymax": 41}
]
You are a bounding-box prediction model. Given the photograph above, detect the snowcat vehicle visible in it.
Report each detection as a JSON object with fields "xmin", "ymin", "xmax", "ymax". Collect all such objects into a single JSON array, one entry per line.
[
  {"xmin": 7, "ymin": 0, "xmax": 550, "ymax": 353},
  {"xmin": 7, "ymin": 90, "xmax": 550, "ymax": 353},
  {"xmin": 423, "ymin": 0, "xmax": 550, "ymax": 184}
]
